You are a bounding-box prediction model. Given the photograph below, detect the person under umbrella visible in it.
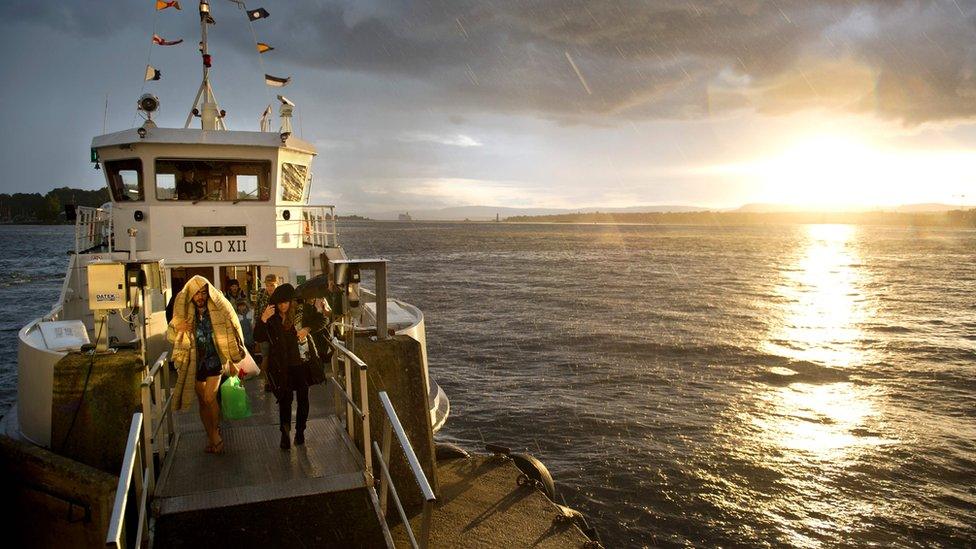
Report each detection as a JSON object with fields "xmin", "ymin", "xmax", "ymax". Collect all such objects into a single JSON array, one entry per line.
[{"xmin": 254, "ymin": 283, "xmax": 311, "ymax": 449}]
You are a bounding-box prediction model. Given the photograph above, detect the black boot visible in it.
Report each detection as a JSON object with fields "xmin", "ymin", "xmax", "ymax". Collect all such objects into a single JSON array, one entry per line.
[
  {"xmin": 294, "ymin": 429, "xmax": 305, "ymax": 446},
  {"xmin": 280, "ymin": 431, "xmax": 291, "ymax": 450}
]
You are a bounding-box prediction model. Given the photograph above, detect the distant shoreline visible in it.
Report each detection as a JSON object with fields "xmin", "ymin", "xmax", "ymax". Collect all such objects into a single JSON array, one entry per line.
[{"xmin": 501, "ymin": 209, "xmax": 976, "ymax": 228}]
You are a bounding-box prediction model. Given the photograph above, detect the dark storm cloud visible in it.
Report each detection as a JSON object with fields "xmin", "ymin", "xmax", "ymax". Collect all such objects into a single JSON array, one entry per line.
[
  {"xmin": 5, "ymin": 1, "xmax": 976, "ymax": 123},
  {"xmin": 274, "ymin": 0, "xmax": 976, "ymax": 124}
]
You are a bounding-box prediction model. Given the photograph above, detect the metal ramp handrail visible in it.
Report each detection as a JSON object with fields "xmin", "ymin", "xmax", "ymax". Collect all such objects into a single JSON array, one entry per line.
[
  {"xmin": 74, "ymin": 205, "xmax": 113, "ymax": 254},
  {"xmin": 327, "ymin": 335, "xmax": 373, "ymax": 479},
  {"xmin": 140, "ymin": 351, "xmax": 175, "ymax": 492},
  {"xmin": 106, "ymin": 414, "xmax": 149, "ymax": 548},
  {"xmin": 106, "ymin": 351, "xmax": 175, "ymax": 548},
  {"xmin": 375, "ymin": 391, "xmax": 436, "ymax": 549}
]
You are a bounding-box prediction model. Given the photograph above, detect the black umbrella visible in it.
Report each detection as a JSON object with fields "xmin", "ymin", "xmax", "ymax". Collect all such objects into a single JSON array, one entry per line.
[{"xmin": 295, "ymin": 274, "xmax": 332, "ymax": 299}]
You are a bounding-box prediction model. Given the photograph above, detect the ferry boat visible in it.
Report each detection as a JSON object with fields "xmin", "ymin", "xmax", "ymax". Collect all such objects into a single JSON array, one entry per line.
[{"xmin": 0, "ymin": 3, "xmax": 595, "ymax": 547}]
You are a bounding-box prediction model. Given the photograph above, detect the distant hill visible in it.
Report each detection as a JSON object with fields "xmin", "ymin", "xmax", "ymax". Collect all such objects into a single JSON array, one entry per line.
[
  {"xmin": 503, "ymin": 208, "xmax": 976, "ymax": 227},
  {"xmin": 737, "ymin": 202, "xmax": 963, "ymax": 213},
  {"xmin": 367, "ymin": 204, "xmax": 707, "ymax": 221}
]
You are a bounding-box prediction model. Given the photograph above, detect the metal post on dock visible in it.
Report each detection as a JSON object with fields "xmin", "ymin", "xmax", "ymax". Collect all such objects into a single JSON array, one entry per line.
[
  {"xmin": 375, "ymin": 261, "xmax": 388, "ymax": 340},
  {"xmin": 139, "ymin": 382, "xmax": 156, "ymax": 493},
  {"xmin": 379, "ymin": 418, "xmax": 392, "ymax": 515},
  {"xmin": 359, "ymin": 362, "xmax": 371, "ymax": 478},
  {"xmin": 344, "ymin": 356, "xmax": 354, "ymax": 438}
]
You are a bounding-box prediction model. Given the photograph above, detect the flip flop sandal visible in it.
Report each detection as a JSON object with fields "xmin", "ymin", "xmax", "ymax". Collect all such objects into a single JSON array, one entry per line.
[{"xmin": 205, "ymin": 439, "xmax": 225, "ymax": 454}]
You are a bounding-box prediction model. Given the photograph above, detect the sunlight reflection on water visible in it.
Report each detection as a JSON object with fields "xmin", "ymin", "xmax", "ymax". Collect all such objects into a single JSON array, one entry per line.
[{"xmin": 722, "ymin": 224, "xmax": 898, "ymax": 546}]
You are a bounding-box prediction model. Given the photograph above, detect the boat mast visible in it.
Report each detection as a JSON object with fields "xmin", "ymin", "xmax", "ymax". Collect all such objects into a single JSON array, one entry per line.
[{"xmin": 185, "ymin": 0, "xmax": 226, "ymax": 130}]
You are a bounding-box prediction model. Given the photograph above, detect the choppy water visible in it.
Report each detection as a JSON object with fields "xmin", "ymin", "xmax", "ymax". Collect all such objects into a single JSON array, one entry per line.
[{"xmin": 2, "ymin": 223, "xmax": 974, "ymax": 547}]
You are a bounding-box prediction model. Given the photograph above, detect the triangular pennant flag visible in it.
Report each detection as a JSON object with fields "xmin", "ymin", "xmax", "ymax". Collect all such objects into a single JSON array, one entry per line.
[
  {"xmin": 156, "ymin": 0, "xmax": 181, "ymax": 11},
  {"xmin": 264, "ymin": 74, "xmax": 290, "ymax": 87},
  {"xmin": 145, "ymin": 65, "xmax": 161, "ymax": 81},
  {"xmin": 256, "ymin": 42, "xmax": 274, "ymax": 53},
  {"xmin": 152, "ymin": 34, "xmax": 184, "ymax": 46},
  {"xmin": 247, "ymin": 8, "xmax": 270, "ymax": 21}
]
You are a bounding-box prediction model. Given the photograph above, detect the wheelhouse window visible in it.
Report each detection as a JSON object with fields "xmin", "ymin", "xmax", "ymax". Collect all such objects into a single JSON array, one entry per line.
[
  {"xmin": 155, "ymin": 159, "xmax": 271, "ymax": 201},
  {"xmin": 105, "ymin": 159, "xmax": 143, "ymax": 202},
  {"xmin": 280, "ymin": 163, "xmax": 308, "ymax": 202}
]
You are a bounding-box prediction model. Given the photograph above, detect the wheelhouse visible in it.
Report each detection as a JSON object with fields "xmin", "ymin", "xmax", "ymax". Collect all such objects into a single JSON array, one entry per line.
[{"xmin": 91, "ymin": 127, "xmax": 337, "ymax": 297}]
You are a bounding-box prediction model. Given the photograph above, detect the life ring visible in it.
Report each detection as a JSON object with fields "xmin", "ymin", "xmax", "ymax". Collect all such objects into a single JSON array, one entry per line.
[{"xmin": 303, "ymin": 220, "xmax": 312, "ymax": 238}]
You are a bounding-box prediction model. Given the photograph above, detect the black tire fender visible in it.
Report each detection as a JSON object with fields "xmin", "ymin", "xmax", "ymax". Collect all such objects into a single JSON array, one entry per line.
[{"xmin": 510, "ymin": 452, "xmax": 556, "ymax": 500}]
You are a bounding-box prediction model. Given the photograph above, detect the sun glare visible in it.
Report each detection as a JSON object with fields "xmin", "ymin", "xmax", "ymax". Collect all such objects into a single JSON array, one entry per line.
[{"xmin": 709, "ymin": 133, "xmax": 976, "ymax": 210}]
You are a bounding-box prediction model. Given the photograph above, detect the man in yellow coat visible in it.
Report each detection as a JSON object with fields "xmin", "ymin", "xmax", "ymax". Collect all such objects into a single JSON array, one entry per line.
[{"xmin": 168, "ymin": 275, "xmax": 245, "ymax": 453}]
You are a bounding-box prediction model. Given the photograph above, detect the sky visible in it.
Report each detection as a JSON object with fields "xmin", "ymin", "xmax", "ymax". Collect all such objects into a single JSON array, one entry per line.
[{"xmin": 1, "ymin": 0, "xmax": 976, "ymax": 214}]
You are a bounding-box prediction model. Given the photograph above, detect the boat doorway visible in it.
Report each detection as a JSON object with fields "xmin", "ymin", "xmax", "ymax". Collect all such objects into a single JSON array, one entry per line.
[
  {"xmin": 219, "ymin": 265, "xmax": 259, "ymax": 301},
  {"xmin": 171, "ymin": 266, "xmax": 215, "ymax": 296}
]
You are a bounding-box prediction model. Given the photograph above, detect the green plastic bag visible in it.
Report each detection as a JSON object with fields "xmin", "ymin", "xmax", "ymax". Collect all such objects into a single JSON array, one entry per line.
[{"xmin": 220, "ymin": 375, "xmax": 251, "ymax": 420}]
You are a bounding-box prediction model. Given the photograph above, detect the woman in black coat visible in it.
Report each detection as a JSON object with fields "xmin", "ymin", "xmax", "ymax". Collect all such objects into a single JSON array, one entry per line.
[{"xmin": 253, "ymin": 284, "xmax": 311, "ymax": 450}]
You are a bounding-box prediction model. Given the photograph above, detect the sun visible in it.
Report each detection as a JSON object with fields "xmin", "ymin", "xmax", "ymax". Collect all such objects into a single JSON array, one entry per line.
[
  {"xmin": 714, "ymin": 133, "xmax": 976, "ymax": 210},
  {"xmin": 754, "ymin": 135, "xmax": 880, "ymax": 209}
]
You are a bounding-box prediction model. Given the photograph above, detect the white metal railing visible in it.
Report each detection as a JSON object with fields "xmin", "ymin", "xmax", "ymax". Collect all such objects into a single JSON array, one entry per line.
[
  {"xmin": 323, "ymin": 336, "xmax": 435, "ymax": 548},
  {"xmin": 327, "ymin": 335, "xmax": 372, "ymax": 478},
  {"xmin": 375, "ymin": 391, "xmax": 436, "ymax": 549},
  {"xmin": 302, "ymin": 204, "xmax": 339, "ymax": 248},
  {"xmin": 106, "ymin": 413, "xmax": 149, "ymax": 548},
  {"xmin": 139, "ymin": 351, "xmax": 175, "ymax": 492},
  {"xmin": 106, "ymin": 351, "xmax": 174, "ymax": 548},
  {"xmin": 74, "ymin": 206, "xmax": 113, "ymax": 254}
]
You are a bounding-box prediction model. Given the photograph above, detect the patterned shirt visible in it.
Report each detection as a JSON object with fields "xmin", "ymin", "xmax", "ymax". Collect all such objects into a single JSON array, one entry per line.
[{"xmin": 194, "ymin": 308, "xmax": 221, "ymax": 371}]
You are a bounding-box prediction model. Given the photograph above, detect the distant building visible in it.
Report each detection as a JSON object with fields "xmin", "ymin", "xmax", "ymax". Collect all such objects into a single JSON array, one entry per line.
[{"xmin": 398, "ymin": 212, "xmax": 413, "ymax": 221}]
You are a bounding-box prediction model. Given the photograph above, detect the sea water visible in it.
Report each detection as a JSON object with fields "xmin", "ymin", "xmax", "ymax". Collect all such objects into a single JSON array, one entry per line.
[{"xmin": 1, "ymin": 223, "xmax": 973, "ymax": 547}]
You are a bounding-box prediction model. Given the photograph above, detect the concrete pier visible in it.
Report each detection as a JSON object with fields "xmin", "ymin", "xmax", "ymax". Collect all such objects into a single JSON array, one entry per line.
[
  {"xmin": 0, "ymin": 412, "xmax": 118, "ymax": 548},
  {"xmin": 390, "ymin": 454, "xmax": 592, "ymax": 548}
]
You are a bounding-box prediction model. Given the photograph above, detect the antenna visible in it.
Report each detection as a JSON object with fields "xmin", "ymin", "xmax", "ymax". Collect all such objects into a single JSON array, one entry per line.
[
  {"xmin": 102, "ymin": 93, "xmax": 109, "ymax": 134},
  {"xmin": 185, "ymin": 0, "xmax": 226, "ymax": 130}
]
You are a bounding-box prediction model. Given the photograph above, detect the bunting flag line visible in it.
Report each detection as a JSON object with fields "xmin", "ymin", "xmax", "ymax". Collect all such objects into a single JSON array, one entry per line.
[
  {"xmin": 152, "ymin": 34, "xmax": 184, "ymax": 46},
  {"xmin": 264, "ymin": 74, "xmax": 290, "ymax": 87},
  {"xmin": 145, "ymin": 65, "xmax": 162, "ymax": 81},
  {"xmin": 256, "ymin": 42, "xmax": 274, "ymax": 53},
  {"xmin": 156, "ymin": 0, "xmax": 181, "ymax": 11},
  {"xmin": 248, "ymin": 8, "xmax": 270, "ymax": 21}
]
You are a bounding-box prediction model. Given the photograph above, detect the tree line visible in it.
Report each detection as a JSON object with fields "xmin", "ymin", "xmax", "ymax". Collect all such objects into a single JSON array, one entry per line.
[{"xmin": 0, "ymin": 187, "xmax": 110, "ymax": 223}]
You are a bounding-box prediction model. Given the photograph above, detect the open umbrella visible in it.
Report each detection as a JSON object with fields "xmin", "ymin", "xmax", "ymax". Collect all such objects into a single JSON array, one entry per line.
[{"xmin": 295, "ymin": 274, "xmax": 332, "ymax": 299}]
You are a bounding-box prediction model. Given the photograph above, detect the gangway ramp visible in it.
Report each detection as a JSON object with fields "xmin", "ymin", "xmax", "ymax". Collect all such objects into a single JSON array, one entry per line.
[{"xmin": 150, "ymin": 379, "xmax": 389, "ymax": 546}]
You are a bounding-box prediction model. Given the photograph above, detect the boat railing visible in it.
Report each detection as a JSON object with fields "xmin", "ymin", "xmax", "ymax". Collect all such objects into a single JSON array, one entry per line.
[
  {"xmin": 74, "ymin": 206, "xmax": 113, "ymax": 254},
  {"xmin": 374, "ymin": 390, "xmax": 436, "ymax": 549},
  {"xmin": 301, "ymin": 204, "xmax": 339, "ymax": 248},
  {"xmin": 326, "ymin": 335, "xmax": 372, "ymax": 478},
  {"xmin": 106, "ymin": 350, "xmax": 174, "ymax": 549}
]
